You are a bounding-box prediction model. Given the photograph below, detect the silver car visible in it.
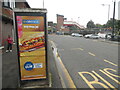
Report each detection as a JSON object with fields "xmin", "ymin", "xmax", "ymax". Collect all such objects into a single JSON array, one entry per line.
[
  {"xmin": 71, "ymin": 33, "xmax": 83, "ymax": 37},
  {"xmin": 89, "ymin": 34, "xmax": 100, "ymax": 39}
]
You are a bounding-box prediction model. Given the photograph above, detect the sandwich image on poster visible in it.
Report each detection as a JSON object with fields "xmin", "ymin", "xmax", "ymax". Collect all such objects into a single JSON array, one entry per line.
[{"xmin": 16, "ymin": 16, "xmax": 47, "ymax": 80}]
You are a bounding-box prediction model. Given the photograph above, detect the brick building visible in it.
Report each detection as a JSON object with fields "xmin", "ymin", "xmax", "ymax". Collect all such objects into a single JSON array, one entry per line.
[
  {"xmin": 56, "ymin": 14, "xmax": 85, "ymax": 35},
  {"xmin": 56, "ymin": 14, "xmax": 64, "ymax": 31},
  {"xmin": 1, "ymin": 0, "xmax": 30, "ymax": 49}
]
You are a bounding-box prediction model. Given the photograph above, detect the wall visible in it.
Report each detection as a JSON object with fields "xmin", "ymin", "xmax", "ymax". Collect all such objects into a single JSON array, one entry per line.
[
  {"xmin": 1, "ymin": 1, "xmax": 30, "ymax": 49},
  {"xmin": 57, "ymin": 14, "xmax": 64, "ymax": 31},
  {"xmin": 15, "ymin": 2, "xmax": 30, "ymax": 8},
  {"xmin": 2, "ymin": 20, "xmax": 13, "ymax": 48}
]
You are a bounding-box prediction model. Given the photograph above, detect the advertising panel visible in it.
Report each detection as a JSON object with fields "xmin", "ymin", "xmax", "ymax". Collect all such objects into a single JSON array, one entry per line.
[{"xmin": 16, "ymin": 15, "xmax": 47, "ymax": 80}]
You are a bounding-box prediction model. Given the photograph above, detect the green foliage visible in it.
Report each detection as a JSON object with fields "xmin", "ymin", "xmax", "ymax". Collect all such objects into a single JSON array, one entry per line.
[
  {"xmin": 106, "ymin": 18, "xmax": 117, "ymax": 28},
  {"xmin": 86, "ymin": 20, "xmax": 95, "ymax": 29},
  {"xmin": 95, "ymin": 24, "xmax": 103, "ymax": 28},
  {"xmin": 86, "ymin": 19, "xmax": 120, "ymax": 31},
  {"xmin": 69, "ymin": 25, "xmax": 79, "ymax": 30},
  {"xmin": 116, "ymin": 20, "xmax": 120, "ymax": 29}
]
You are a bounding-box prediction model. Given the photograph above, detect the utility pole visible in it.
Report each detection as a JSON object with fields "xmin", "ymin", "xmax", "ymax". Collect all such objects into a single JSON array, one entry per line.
[{"xmin": 112, "ymin": 0, "xmax": 116, "ymax": 40}]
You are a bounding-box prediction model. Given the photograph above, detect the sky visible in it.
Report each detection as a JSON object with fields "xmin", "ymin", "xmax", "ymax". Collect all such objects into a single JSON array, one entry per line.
[{"xmin": 27, "ymin": 0, "xmax": 120, "ymax": 27}]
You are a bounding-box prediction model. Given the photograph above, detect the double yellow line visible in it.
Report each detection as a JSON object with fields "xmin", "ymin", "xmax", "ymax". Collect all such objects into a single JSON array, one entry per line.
[
  {"xmin": 50, "ymin": 40, "xmax": 76, "ymax": 88},
  {"xmin": 56, "ymin": 52, "xmax": 76, "ymax": 88}
]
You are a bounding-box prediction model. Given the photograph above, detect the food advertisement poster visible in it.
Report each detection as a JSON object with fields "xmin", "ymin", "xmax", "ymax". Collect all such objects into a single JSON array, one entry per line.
[{"xmin": 16, "ymin": 16, "xmax": 46, "ymax": 80}]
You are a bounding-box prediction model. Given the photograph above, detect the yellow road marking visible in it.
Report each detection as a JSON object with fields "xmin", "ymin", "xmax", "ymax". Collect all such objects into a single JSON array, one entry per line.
[
  {"xmin": 78, "ymin": 71, "xmax": 109, "ymax": 89},
  {"xmin": 71, "ymin": 48, "xmax": 79, "ymax": 50},
  {"xmin": 78, "ymin": 48, "xmax": 84, "ymax": 51},
  {"xmin": 100, "ymin": 69, "xmax": 120, "ymax": 84},
  {"xmin": 50, "ymin": 40, "xmax": 76, "ymax": 88},
  {"xmin": 88, "ymin": 52, "xmax": 96, "ymax": 56},
  {"xmin": 103, "ymin": 68, "xmax": 120, "ymax": 78},
  {"xmin": 104, "ymin": 59, "xmax": 118, "ymax": 66},
  {"xmin": 56, "ymin": 52, "xmax": 76, "ymax": 88},
  {"xmin": 71, "ymin": 48, "xmax": 84, "ymax": 51},
  {"xmin": 92, "ymin": 71, "xmax": 116, "ymax": 89}
]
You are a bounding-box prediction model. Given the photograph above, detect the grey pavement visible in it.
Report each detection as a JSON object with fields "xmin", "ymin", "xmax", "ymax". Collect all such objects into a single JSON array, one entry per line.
[
  {"xmin": 1, "ymin": 42, "xmax": 62, "ymax": 89},
  {"xmin": 98, "ymin": 38, "xmax": 120, "ymax": 45}
]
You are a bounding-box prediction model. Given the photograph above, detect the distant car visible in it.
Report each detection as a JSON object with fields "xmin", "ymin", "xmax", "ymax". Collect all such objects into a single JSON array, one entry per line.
[
  {"xmin": 89, "ymin": 34, "xmax": 100, "ymax": 39},
  {"xmin": 97, "ymin": 33, "xmax": 106, "ymax": 39},
  {"xmin": 71, "ymin": 33, "xmax": 83, "ymax": 37},
  {"xmin": 56, "ymin": 31, "xmax": 64, "ymax": 35},
  {"xmin": 109, "ymin": 35, "xmax": 120, "ymax": 42},
  {"xmin": 84, "ymin": 34, "xmax": 92, "ymax": 38},
  {"xmin": 97, "ymin": 33, "xmax": 111, "ymax": 39},
  {"xmin": 106, "ymin": 34, "xmax": 111, "ymax": 39}
]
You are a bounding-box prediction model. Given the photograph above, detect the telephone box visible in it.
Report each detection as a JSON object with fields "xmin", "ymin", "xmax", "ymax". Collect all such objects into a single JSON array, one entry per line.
[{"xmin": 13, "ymin": 8, "xmax": 49, "ymax": 88}]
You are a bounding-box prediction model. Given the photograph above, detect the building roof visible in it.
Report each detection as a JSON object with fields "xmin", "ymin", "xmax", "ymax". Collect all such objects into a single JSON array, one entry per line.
[
  {"xmin": 64, "ymin": 21, "xmax": 85, "ymax": 29},
  {"xmin": 56, "ymin": 14, "xmax": 64, "ymax": 17}
]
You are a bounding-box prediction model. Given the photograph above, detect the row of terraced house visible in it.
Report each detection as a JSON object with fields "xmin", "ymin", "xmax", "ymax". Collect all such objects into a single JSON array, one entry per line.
[{"xmin": 0, "ymin": 0, "xmax": 30, "ymax": 50}]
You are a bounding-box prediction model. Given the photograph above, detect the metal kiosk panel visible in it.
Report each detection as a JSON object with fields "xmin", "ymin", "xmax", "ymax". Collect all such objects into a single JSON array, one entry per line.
[{"xmin": 13, "ymin": 8, "xmax": 49, "ymax": 88}]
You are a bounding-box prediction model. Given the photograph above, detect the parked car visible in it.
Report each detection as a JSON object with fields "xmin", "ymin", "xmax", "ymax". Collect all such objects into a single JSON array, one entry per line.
[
  {"xmin": 109, "ymin": 35, "xmax": 120, "ymax": 42},
  {"xmin": 97, "ymin": 33, "xmax": 106, "ymax": 39},
  {"xmin": 84, "ymin": 34, "xmax": 92, "ymax": 38},
  {"xmin": 71, "ymin": 33, "xmax": 83, "ymax": 37},
  {"xmin": 89, "ymin": 34, "xmax": 100, "ymax": 39},
  {"xmin": 98, "ymin": 33, "xmax": 111, "ymax": 39},
  {"xmin": 106, "ymin": 34, "xmax": 111, "ymax": 39},
  {"xmin": 56, "ymin": 31, "xmax": 64, "ymax": 35}
]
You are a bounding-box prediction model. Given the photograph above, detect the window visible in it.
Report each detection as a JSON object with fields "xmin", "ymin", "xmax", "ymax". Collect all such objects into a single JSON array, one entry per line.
[
  {"xmin": 3, "ymin": 0, "xmax": 15, "ymax": 9},
  {"xmin": 9, "ymin": 0, "xmax": 15, "ymax": 9},
  {"xmin": 3, "ymin": 0, "xmax": 10, "ymax": 7}
]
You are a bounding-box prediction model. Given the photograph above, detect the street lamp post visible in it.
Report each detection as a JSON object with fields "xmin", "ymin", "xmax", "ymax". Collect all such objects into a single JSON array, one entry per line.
[
  {"xmin": 43, "ymin": 0, "xmax": 44, "ymax": 8},
  {"xmin": 102, "ymin": 4, "xmax": 110, "ymax": 33},
  {"xmin": 102, "ymin": 4, "xmax": 110, "ymax": 21},
  {"xmin": 78, "ymin": 17, "xmax": 80, "ymax": 24}
]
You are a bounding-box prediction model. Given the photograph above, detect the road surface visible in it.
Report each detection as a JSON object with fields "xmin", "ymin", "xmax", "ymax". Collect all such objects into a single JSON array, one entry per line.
[{"xmin": 49, "ymin": 35, "xmax": 119, "ymax": 89}]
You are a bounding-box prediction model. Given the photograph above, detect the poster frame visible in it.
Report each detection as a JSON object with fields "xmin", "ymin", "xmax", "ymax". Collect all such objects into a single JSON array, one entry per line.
[{"xmin": 13, "ymin": 8, "xmax": 48, "ymax": 86}]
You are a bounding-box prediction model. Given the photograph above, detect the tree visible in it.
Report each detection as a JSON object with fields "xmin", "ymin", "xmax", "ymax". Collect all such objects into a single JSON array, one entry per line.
[
  {"xmin": 87, "ymin": 20, "xmax": 95, "ymax": 29},
  {"xmin": 116, "ymin": 20, "xmax": 120, "ymax": 30},
  {"xmin": 116, "ymin": 20, "xmax": 120, "ymax": 35},
  {"xmin": 95, "ymin": 24, "xmax": 103, "ymax": 28},
  {"xmin": 106, "ymin": 18, "xmax": 118, "ymax": 28}
]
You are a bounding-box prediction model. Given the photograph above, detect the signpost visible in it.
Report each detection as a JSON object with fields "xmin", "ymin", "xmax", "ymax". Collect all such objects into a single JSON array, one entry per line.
[{"xmin": 13, "ymin": 8, "xmax": 49, "ymax": 88}]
